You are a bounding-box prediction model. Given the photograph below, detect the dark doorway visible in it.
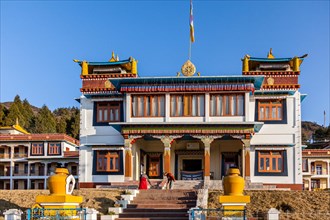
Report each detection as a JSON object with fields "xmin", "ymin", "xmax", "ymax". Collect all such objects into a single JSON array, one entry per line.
[
  {"xmin": 183, "ymin": 159, "xmax": 202, "ymax": 171},
  {"xmin": 221, "ymin": 152, "xmax": 239, "ymax": 177}
]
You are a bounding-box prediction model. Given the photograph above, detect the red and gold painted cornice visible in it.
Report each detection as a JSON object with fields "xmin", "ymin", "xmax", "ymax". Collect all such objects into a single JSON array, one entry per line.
[
  {"xmin": 80, "ymin": 73, "xmax": 137, "ymax": 79},
  {"xmin": 261, "ymin": 84, "xmax": 300, "ymax": 90},
  {"xmin": 121, "ymin": 125, "xmax": 254, "ymax": 137},
  {"xmin": 243, "ymin": 71, "xmax": 300, "ymax": 75}
]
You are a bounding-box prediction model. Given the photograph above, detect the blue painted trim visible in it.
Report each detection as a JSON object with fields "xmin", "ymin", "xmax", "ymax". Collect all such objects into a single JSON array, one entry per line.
[
  {"xmin": 249, "ymin": 57, "xmax": 299, "ymax": 62},
  {"xmin": 301, "ymin": 94, "xmax": 307, "ymax": 103},
  {"xmin": 254, "ymin": 150, "xmax": 288, "ymax": 176},
  {"xmin": 254, "ymin": 91, "xmax": 295, "ymax": 96},
  {"xmin": 77, "ymin": 59, "xmax": 131, "ymax": 66}
]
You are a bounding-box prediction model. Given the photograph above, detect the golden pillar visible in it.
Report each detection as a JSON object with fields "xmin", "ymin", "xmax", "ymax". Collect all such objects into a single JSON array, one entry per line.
[
  {"xmin": 242, "ymin": 55, "xmax": 250, "ymax": 72},
  {"xmin": 81, "ymin": 61, "xmax": 88, "ymax": 75},
  {"xmin": 131, "ymin": 59, "xmax": 138, "ymax": 74},
  {"xmin": 293, "ymin": 57, "xmax": 300, "ymax": 72}
]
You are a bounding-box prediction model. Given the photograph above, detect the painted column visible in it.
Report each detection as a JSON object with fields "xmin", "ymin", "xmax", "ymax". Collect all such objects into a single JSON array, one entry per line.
[
  {"xmin": 124, "ymin": 138, "xmax": 134, "ymax": 180},
  {"xmin": 160, "ymin": 136, "xmax": 175, "ymax": 174},
  {"xmin": 200, "ymin": 136, "xmax": 214, "ymax": 180},
  {"xmin": 242, "ymin": 139, "xmax": 251, "ymax": 179}
]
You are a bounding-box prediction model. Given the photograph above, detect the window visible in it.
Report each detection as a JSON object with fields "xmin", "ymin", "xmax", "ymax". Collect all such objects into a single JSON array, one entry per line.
[
  {"xmin": 258, "ymin": 151, "xmax": 284, "ymax": 173},
  {"xmin": 31, "ymin": 143, "xmax": 44, "ymax": 155},
  {"xmin": 316, "ymin": 165, "xmax": 322, "ymax": 175},
  {"xmin": 24, "ymin": 164, "xmax": 28, "ymax": 174},
  {"xmin": 14, "ymin": 164, "xmax": 19, "ymax": 174},
  {"xmin": 302, "ymin": 158, "xmax": 308, "ymax": 172},
  {"xmin": 48, "ymin": 143, "xmax": 61, "ymax": 155},
  {"xmin": 96, "ymin": 151, "xmax": 120, "ymax": 172},
  {"xmin": 132, "ymin": 95, "xmax": 165, "ymax": 117},
  {"xmin": 96, "ymin": 102, "xmax": 120, "ymax": 122},
  {"xmin": 258, "ymin": 100, "xmax": 283, "ymax": 121},
  {"xmin": 30, "ymin": 164, "xmax": 35, "ymax": 174},
  {"xmin": 171, "ymin": 94, "xmax": 205, "ymax": 117},
  {"xmin": 210, "ymin": 94, "xmax": 244, "ymax": 116}
]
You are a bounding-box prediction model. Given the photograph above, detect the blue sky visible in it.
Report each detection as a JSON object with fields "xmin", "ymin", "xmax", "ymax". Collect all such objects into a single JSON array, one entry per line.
[{"xmin": 1, "ymin": 0, "xmax": 329, "ymax": 125}]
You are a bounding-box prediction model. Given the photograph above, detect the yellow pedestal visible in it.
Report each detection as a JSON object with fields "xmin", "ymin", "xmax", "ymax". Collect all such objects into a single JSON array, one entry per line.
[{"xmin": 35, "ymin": 194, "xmax": 83, "ymax": 217}]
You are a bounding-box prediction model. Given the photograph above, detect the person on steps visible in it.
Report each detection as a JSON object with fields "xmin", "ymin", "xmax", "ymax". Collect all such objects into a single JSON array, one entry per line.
[
  {"xmin": 164, "ymin": 172, "xmax": 175, "ymax": 189},
  {"xmin": 139, "ymin": 172, "xmax": 152, "ymax": 190}
]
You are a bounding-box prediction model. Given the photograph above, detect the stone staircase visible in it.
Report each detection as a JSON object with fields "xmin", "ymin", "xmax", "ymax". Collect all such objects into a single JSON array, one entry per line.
[
  {"xmin": 172, "ymin": 180, "xmax": 203, "ymax": 190},
  {"xmin": 116, "ymin": 189, "xmax": 197, "ymax": 220}
]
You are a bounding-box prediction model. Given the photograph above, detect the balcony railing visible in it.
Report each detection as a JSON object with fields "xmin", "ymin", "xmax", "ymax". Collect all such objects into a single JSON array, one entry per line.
[
  {"xmin": 311, "ymin": 171, "xmax": 329, "ymax": 175},
  {"xmin": 13, "ymin": 153, "xmax": 28, "ymax": 158},
  {"xmin": 13, "ymin": 170, "xmax": 29, "ymax": 176},
  {"xmin": 0, "ymin": 171, "xmax": 11, "ymax": 176},
  {"xmin": 30, "ymin": 170, "xmax": 45, "ymax": 176},
  {"xmin": 0, "ymin": 153, "xmax": 11, "ymax": 159}
]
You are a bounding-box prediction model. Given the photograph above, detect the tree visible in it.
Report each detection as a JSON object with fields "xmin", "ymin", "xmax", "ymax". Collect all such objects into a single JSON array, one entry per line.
[
  {"xmin": 0, "ymin": 104, "xmax": 8, "ymax": 126},
  {"xmin": 68, "ymin": 107, "xmax": 80, "ymax": 139},
  {"xmin": 21, "ymin": 99, "xmax": 35, "ymax": 130},
  {"xmin": 5, "ymin": 102, "xmax": 24, "ymax": 127},
  {"xmin": 34, "ymin": 105, "xmax": 56, "ymax": 133}
]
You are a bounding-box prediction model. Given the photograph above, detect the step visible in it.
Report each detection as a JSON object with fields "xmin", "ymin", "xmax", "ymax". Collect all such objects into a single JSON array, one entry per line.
[
  {"xmin": 115, "ymin": 218, "xmax": 188, "ymax": 220},
  {"xmin": 127, "ymin": 204, "xmax": 195, "ymax": 209},
  {"xmin": 130, "ymin": 200, "xmax": 196, "ymax": 205},
  {"xmin": 123, "ymin": 208, "xmax": 189, "ymax": 213},
  {"xmin": 119, "ymin": 212, "xmax": 188, "ymax": 218}
]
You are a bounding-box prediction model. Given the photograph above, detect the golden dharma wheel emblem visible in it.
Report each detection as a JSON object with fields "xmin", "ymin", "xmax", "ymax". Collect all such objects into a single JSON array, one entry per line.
[
  {"xmin": 104, "ymin": 80, "xmax": 112, "ymax": 88},
  {"xmin": 267, "ymin": 77, "xmax": 275, "ymax": 85},
  {"xmin": 181, "ymin": 60, "xmax": 196, "ymax": 76}
]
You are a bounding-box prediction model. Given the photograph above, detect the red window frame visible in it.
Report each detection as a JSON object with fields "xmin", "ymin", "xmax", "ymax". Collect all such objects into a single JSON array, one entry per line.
[
  {"xmin": 96, "ymin": 151, "xmax": 120, "ymax": 172},
  {"xmin": 258, "ymin": 100, "xmax": 283, "ymax": 121}
]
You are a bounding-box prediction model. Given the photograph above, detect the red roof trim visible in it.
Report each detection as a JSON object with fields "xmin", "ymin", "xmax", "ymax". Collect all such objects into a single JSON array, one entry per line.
[{"xmin": 0, "ymin": 134, "xmax": 79, "ymax": 146}]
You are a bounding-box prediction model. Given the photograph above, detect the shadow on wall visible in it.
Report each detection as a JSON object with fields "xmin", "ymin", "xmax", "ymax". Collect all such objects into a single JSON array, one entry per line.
[
  {"xmin": 92, "ymin": 197, "xmax": 116, "ymax": 215},
  {"xmin": 0, "ymin": 199, "xmax": 26, "ymax": 213}
]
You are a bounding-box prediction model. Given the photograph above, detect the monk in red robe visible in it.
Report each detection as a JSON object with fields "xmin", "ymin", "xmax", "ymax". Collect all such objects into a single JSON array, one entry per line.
[{"xmin": 138, "ymin": 173, "xmax": 152, "ymax": 190}]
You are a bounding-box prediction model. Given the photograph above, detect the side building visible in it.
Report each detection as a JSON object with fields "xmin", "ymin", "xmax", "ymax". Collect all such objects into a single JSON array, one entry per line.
[
  {"xmin": 77, "ymin": 51, "xmax": 306, "ymax": 190},
  {"xmin": 0, "ymin": 123, "xmax": 79, "ymax": 190},
  {"xmin": 302, "ymin": 148, "xmax": 330, "ymax": 190}
]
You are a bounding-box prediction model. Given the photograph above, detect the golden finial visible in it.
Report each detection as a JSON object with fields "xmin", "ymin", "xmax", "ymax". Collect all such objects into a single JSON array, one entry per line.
[
  {"xmin": 267, "ymin": 48, "xmax": 275, "ymax": 59},
  {"xmin": 116, "ymin": 55, "xmax": 119, "ymax": 61},
  {"xmin": 73, "ymin": 59, "xmax": 80, "ymax": 63},
  {"xmin": 177, "ymin": 72, "xmax": 181, "ymax": 77},
  {"xmin": 16, "ymin": 118, "xmax": 19, "ymax": 125},
  {"xmin": 109, "ymin": 51, "xmax": 117, "ymax": 62},
  {"xmin": 197, "ymin": 72, "xmax": 201, "ymax": 76}
]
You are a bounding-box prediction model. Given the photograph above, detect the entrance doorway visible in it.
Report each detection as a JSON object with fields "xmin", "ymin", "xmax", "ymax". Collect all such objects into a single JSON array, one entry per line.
[
  {"xmin": 182, "ymin": 159, "xmax": 202, "ymax": 171},
  {"xmin": 221, "ymin": 152, "xmax": 239, "ymax": 177}
]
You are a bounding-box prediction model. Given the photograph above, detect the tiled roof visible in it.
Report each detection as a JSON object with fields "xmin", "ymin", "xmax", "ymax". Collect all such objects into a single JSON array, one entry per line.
[{"xmin": 0, "ymin": 133, "xmax": 79, "ymax": 146}]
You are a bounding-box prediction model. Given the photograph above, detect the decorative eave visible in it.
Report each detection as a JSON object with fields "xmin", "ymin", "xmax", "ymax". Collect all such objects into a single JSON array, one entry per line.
[
  {"xmin": 120, "ymin": 83, "xmax": 255, "ymax": 93},
  {"xmin": 80, "ymin": 73, "xmax": 137, "ymax": 79},
  {"xmin": 109, "ymin": 76, "xmax": 265, "ymax": 91},
  {"xmin": 261, "ymin": 84, "xmax": 300, "ymax": 90},
  {"xmin": 243, "ymin": 71, "xmax": 300, "ymax": 76},
  {"xmin": 109, "ymin": 122, "xmax": 263, "ymax": 137},
  {"xmin": 80, "ymin": 88, "xmax": 116, "ymax": 93}
]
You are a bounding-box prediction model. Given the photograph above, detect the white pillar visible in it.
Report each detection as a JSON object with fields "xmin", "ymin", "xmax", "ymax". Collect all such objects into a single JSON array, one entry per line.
[
  {"xmin": 204, "ymin": 93, "xmax": 210, "ymax": 122},
  {"xmin": 44, "ymin": 162, "xmax": 48, "ymax": 189},
  {"xmin": 165, "ymin": 93, "xmax": 170, "ymax": 122},
  {"xmin": 27, "ymin": 163, "xmax": 31, "ymax": 189}
]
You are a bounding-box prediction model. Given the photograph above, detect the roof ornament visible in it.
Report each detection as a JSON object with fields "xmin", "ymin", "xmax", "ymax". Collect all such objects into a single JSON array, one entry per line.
[
  {"xmin": 109, "ymin": 51, "xmax": 118, "ymax": 62},
  {"xmin": 267, "ymin": 48, "xmax": 275, "ymax": 59},
  {"xmin": 178, "ymin": 60, "xmax": 200, "ymax": 77}
]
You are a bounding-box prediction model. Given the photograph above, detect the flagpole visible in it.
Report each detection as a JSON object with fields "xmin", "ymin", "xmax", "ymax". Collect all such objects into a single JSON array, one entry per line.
[{"xmin": 189, "ymin": 36, "xmax": 192, "ymax": 60}]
